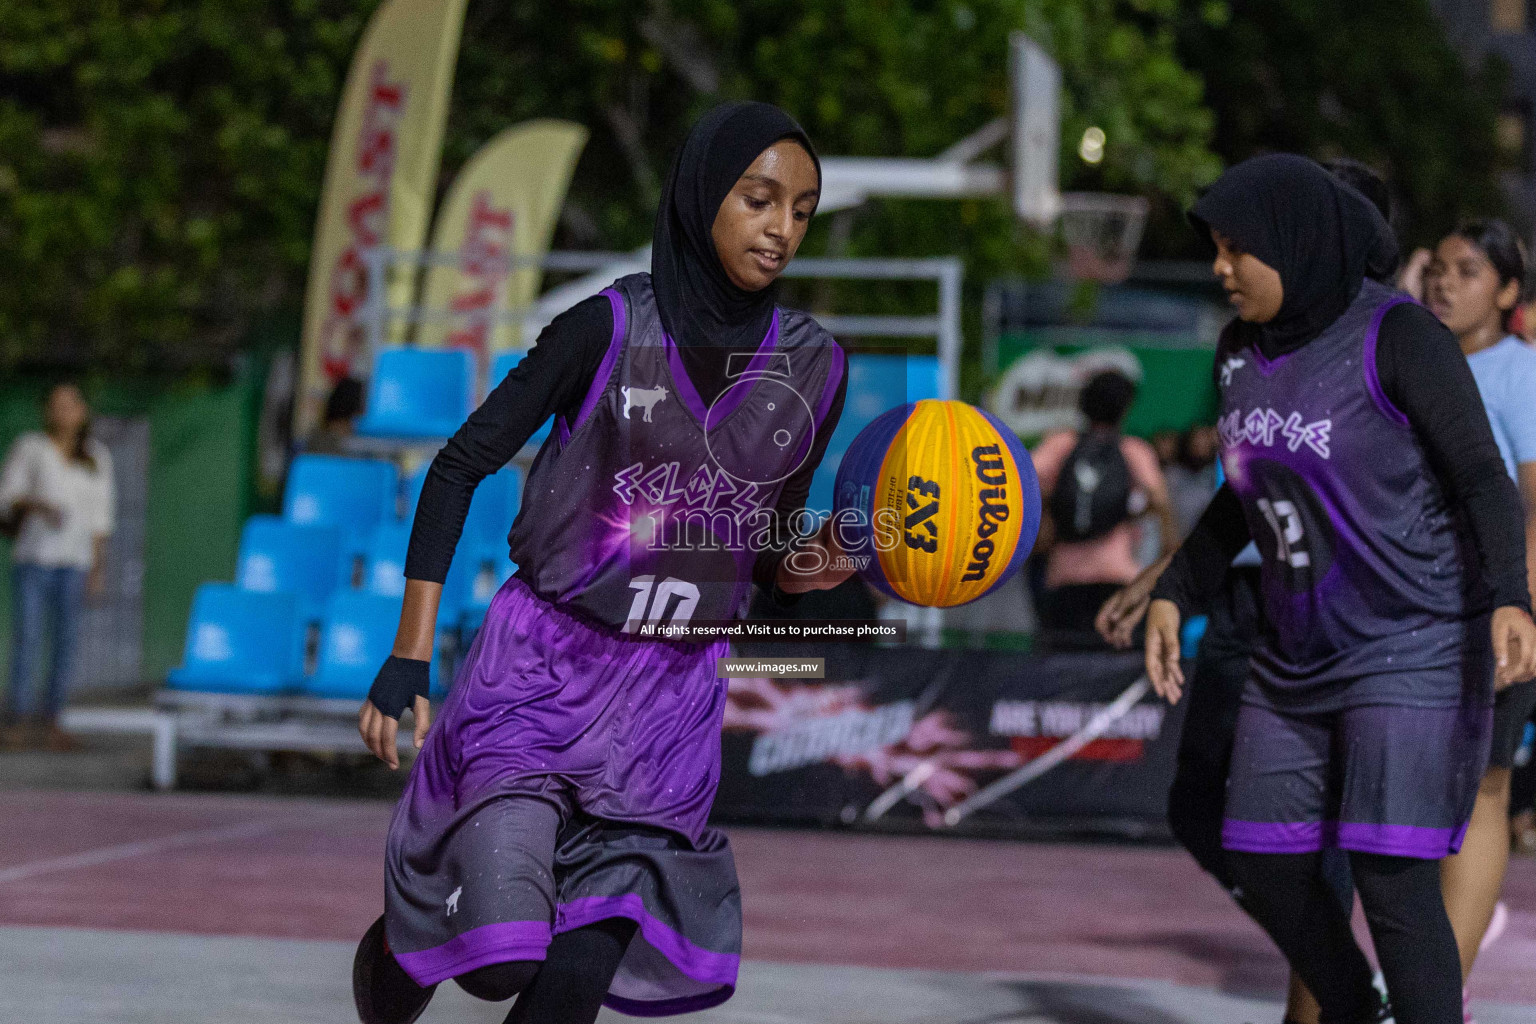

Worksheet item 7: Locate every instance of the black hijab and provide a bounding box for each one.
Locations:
[1189,153,1398,356]
[652,101,820,356]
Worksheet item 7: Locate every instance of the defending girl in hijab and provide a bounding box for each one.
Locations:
[351,101,852,1024]
[1145,154,1536,1024]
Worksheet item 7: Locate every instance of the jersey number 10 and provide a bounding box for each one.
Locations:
[624,575,701,633]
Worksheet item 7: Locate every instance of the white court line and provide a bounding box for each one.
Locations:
[0,820,279,885]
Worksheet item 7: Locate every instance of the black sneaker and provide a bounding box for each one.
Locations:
[1278,990,1392,1024]
[352,914,436,1024]
[1350,991,1394,1024]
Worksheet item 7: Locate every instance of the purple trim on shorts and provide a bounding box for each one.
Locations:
[603,986,737,1017]
[664,311,782,424]
[1337,821,1461,859]
[555,893,739,1008]
[1451,815,1473,854]
[570,288,627,435]
[1362,296,1414,428]
[392,920,551,986]
[1221,818,1331,853]
[1223,818,1464,859]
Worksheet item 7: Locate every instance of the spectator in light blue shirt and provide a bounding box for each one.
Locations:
[1423,218,1536,996]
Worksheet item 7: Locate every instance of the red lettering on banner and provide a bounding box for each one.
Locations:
[1008,737,1147,763]
[449,286,496,313]
[346,191,387,248]
[445,189,516,373]
[319,60,409,382]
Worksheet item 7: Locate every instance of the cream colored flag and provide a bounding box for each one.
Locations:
[417,120,588,379]
[294,0,467,437]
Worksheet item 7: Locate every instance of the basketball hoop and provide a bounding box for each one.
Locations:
[1057,192,1149,284]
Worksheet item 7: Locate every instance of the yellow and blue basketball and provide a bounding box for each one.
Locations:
[833,400,1040,608]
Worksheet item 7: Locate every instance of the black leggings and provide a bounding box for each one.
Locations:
[454,918,637,1024]
[1229,850,1460,1024]
[1168,572,1354,914]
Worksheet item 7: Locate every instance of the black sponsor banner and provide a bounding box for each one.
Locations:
[715,644,1186,837]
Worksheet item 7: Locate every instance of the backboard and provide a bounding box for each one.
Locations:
[1009,32,1062,229]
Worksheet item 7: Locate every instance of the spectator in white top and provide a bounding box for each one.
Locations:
[0,384,115,750]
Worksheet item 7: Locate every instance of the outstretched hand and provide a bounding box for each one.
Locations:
[1095,585,1150,650]
[1095,553,1172,650]
[1492,606,1536,691]
[1144,599,1185,704]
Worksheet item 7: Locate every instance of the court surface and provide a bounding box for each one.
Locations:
[1,788,1532,1023]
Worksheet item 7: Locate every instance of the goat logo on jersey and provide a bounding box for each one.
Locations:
[622,385,669,422]
[1219,356,1246,386]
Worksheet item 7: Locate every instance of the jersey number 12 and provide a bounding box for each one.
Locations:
[1257,498,1310,569]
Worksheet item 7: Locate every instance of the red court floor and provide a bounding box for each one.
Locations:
[0,789,1531,1004]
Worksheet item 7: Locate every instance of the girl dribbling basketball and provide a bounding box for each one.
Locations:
[351,102,853,1024]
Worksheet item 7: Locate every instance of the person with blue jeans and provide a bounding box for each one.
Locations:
[0,384,115,750]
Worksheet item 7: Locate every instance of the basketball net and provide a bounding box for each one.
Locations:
[1057,193,1149,285]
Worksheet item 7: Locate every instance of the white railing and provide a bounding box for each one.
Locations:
[352,247,961,648]
[355,247,962,405]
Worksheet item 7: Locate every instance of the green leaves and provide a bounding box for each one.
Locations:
[1177,0,1507,249]
[0,0,1227,369]
[0,0,361,368]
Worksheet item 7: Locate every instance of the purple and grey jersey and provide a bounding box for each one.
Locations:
[1217,278,1483,709]
[507,273,845,633]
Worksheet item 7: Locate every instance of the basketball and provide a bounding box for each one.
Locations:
[833,399,1041,607]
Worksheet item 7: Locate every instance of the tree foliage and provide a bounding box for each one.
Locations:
[457,0,1221,278]
[1175,0,1510,251]
[0,0,1224,368]
[0,0,366,368]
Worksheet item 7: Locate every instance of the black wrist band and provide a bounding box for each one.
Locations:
[368,655,431,720]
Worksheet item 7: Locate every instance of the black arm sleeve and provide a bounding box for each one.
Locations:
[403,295,612,583]
[1376,303,1531,613]
[750,365,849,605]
[1149,483,1253,617]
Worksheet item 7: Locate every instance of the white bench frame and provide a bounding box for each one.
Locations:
[60,696,417,791]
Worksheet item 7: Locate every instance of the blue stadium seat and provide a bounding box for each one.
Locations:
[454,467,522,627]
[284,455,398,547]
[362,522,412,598]
[235,516,345,620]
[461,558,517,630]
[356,347,476,439]
[167,584,305,694]
[307,590,423,701]
[462,467,521,551]
[489,350,553,446]
[362,521,472,629]
[402,462,520,547]
[400,463,430,522]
